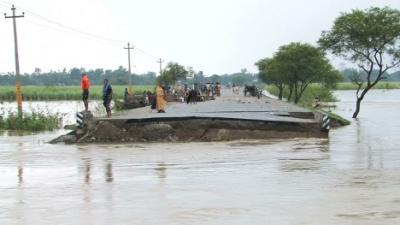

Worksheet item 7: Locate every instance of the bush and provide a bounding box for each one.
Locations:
[0,112,61,131]
[267,84,337,107]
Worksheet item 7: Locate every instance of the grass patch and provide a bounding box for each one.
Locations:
[0,112,61,131]
[266,84,337,107]
[266,84,351,126]
[335,82,400,90]
[0,85,154,101]
[315,109,351,126]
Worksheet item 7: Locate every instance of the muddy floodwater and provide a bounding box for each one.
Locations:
[1,90,400,225]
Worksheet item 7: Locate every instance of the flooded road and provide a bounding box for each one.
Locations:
[1,90,400,225]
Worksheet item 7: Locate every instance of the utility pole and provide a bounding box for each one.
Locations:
[5,5,24,116]
[157,58,164,77]
[124,42,134,94]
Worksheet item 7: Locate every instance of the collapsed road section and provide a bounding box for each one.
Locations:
[51,96,334,144]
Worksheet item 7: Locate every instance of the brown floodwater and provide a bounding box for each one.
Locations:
[1,90,400,225]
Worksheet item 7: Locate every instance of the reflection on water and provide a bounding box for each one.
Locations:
[155,162,167,180]
[18,166,23,185]
[82,158,91,184]
[16,143,24,186]
[105,160,114,183]
[79,158,115,183]
[0,90,400,225]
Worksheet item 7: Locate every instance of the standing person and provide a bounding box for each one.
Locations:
[211,83,216,97]
[216,82,221,96]
[81,73,90,111]
[206,83,210,96]
[147,91,157,112]
[102,79,113,118]
[124,88,129,102]
[156,83,166,113]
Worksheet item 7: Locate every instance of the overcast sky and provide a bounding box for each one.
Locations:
[0,0,399,75]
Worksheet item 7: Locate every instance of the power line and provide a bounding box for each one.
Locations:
[0,1,10,9]
[23,16,162,61]
[21,6,166,61]
[137,47,159,60]
[0,0,193,72]
[0,0,10,7]
[0,0,126,44]
[24,18,122,48]
[23,16,166,65]
[26,11,127,44]
[19,2,164,60]
[25,18,161,62]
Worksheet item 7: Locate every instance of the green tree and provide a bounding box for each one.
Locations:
[157,62,188,85]
[256,58,286,100]
[319,7,400,118]
[258,43,340,104]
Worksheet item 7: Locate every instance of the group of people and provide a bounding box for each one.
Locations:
[123,84,167,114]
[145,82,226,112]
[200,82,221,97]
[80,73,113,118]
[81,73,231,117]
[163,82,225,105]
[81,73,168,116]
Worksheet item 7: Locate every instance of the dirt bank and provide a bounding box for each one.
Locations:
[51,113,327,144]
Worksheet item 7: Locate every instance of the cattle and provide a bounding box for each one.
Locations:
[186,89,199,104]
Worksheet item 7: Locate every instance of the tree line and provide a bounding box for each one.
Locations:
[340,68,400,82]
[2,64,397,88]
[0,66,259,87]
[156,62,259,86]
[0,66,157,86]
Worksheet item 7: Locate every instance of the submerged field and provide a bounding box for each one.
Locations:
[335,82,400,90]
[266,82,400,107]
[266,85,337,107]
[0,85,154,101]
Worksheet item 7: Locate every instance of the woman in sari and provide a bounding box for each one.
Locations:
[156,84,166,113]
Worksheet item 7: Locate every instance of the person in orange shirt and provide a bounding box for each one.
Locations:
[81,73,90,111]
